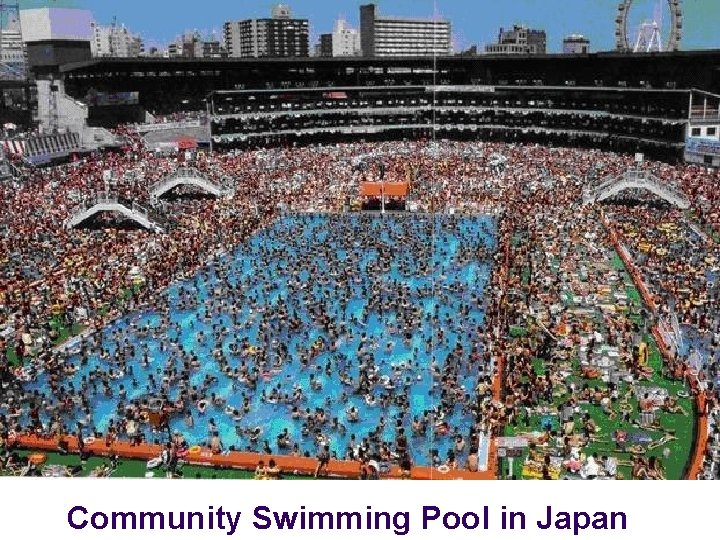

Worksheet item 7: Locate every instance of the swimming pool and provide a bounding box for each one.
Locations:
[25,214,496,466]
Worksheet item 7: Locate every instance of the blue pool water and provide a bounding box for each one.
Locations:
[679,325,720,387]
[26,214,496,465]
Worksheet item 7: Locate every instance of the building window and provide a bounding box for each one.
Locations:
[707,127,717,136]
[691,127,701,137]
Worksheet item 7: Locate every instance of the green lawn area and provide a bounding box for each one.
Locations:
[503,339,694,480]
[625,286,642,306]
[611,254,626,271]
[502,247,695,480]
[4,283,145,366]
[5,317,85,367]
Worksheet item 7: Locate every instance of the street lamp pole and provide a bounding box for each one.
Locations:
[206,97,214,154]
[381,177,385,215]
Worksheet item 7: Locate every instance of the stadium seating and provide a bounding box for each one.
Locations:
[23,133,82,165]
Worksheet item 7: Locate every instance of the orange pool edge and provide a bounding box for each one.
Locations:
[651,327,708,481]
[12,434,496,480]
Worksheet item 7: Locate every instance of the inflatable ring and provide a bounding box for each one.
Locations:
[437,465,450,474]
[29,453,47,465]
[149,398,163,411]
[188,446,201,455]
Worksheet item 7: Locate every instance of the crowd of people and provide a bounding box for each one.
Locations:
[1,130,719,479]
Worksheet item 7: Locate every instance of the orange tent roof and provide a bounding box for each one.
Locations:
[359,182,409,197]
[176,137,198,150]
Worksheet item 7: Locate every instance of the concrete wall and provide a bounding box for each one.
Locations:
[36,78,88,134]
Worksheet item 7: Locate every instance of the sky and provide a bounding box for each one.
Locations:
[11,0,720,53]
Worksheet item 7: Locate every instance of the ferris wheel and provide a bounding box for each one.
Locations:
[615,0,683,52]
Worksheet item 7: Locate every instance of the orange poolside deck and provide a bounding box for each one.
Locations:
[359,182,410,198]
[14,434,497,480]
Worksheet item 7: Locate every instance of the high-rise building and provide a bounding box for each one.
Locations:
[485,25,547,55]
[144,46,162,57]
[315,18,361,58]
[318,33,333,57]
[166,31,226,59]
[202,39,227,59]
[562,34,590,54]
[90,22,143,58]
[0,16,25,76]
[166,42,180,58]
[332,18,361,57]
[224,4,309,58]
[360,3,451,57]
[167,31,202,58]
